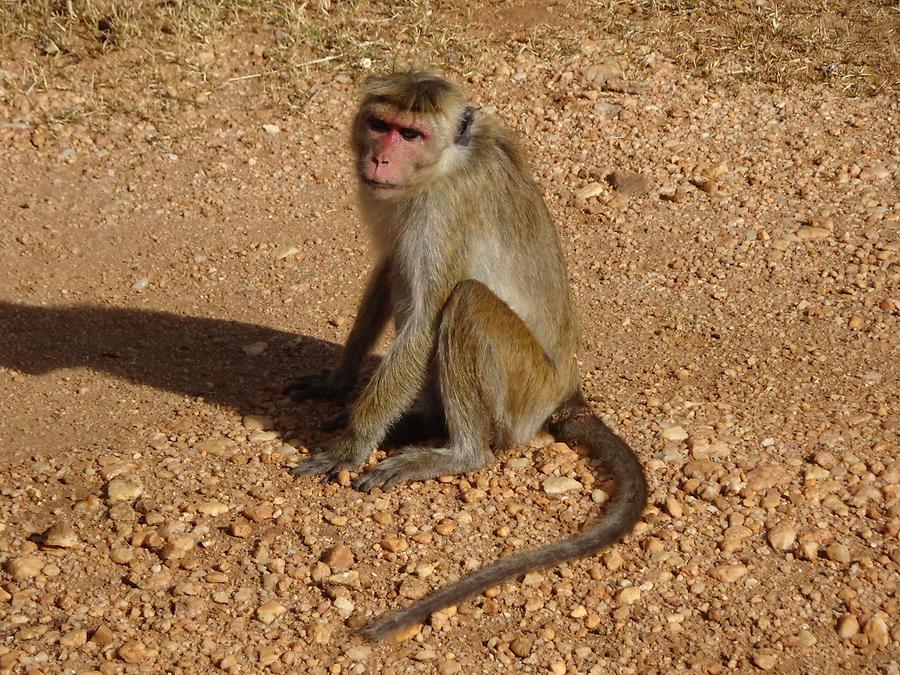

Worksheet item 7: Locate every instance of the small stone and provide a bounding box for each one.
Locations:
[229,518,252,538]
[159,534,195,560]
[848,315,864,330]
[59,628,88,648]
[107,476,143,503]
[346,646,372,662]
[767,520,797,551]
[837,613,859,639]
[864,615,890,648]
[256,600,287,625]
[273,245,299,259]
[576,182,605,201]
[795,629,816,647]
[194,501,229,516]
[542,476,582,494]
[262,123,280,135]
[242,503,274,523]
[826,543,851,563]
[752,652,777,670]
[437,659,462,674]
[309,622,334,644]
[258,645,280,666]
[665,496,683,518]
[606,170,651,196]
[242,341,267,355]
[109,546,134,564]
[322,545,354,571]
[796,225,831,240]
[118,640,153,664]
[4,555,43,580]
[660,425,688,442]
[242,415,274,431]
[193,438,232,455]
[382,537,408,553]
[41,521,78,548]
[712,564,748,582]
[91,625,115,646]
[510,636,534,657]
[399,577,430,600]
[617,586,641,604]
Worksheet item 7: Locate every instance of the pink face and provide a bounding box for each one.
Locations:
[355,109,437,196]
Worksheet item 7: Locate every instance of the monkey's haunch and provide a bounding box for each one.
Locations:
[362,393,647,641]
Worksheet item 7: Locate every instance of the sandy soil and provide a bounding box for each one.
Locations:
[0,2,898,673]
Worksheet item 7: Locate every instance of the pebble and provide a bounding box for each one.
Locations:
[510,636,534,657]
[256,600,287,624]
[837,613,859,639]
[59,628,87,648]
[107,476,143,503]
[606,170,652,197]
[262,123,280,135]
[42,520,78,548]
[242,341,267,355]
[576,182,605,200]
[712,564,748,582]
[322,544,354,571]
[4,555,43,580]
[826,543,851,563]
[542,476,583,494]
[118,640,154,663]
[752,652,777,670]
[617,586,641,604]
[242,503,274,523]
[242,414,274,431]
[192,438,232,455]
[796,225,831,240]
[864,615,890,647]
[661,425,689,441]
[194,501,229,516]
[347,646,372,661]
[766,520,797,551]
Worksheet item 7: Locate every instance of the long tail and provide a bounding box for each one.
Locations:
[362,391,648,641]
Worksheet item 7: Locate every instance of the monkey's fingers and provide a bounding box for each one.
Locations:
[290,452,353,480]
[284,372,341,401]
[353,455,414,492]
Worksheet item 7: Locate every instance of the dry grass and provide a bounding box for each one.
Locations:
[0,0,896,120]
[603,0,900,94]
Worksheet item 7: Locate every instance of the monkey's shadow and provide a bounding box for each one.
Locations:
[0,301,366,451]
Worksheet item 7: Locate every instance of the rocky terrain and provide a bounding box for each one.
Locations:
[0,1,897,673]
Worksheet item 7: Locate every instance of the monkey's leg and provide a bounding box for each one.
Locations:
[354,280,561,492]
[286,261,392,402]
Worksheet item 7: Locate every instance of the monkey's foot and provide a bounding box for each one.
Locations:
[353,447,486,492]
[284,371,350,402]
[290,452,358,481]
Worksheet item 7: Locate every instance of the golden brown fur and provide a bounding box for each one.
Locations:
[288,72,648,640]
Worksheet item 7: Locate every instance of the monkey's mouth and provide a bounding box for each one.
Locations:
[361,176,401,190]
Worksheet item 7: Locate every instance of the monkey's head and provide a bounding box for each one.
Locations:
[352,72,475,200]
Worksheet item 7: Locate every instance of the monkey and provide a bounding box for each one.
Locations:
[287,71,647,641]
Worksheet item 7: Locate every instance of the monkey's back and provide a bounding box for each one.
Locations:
[458,116,578,383]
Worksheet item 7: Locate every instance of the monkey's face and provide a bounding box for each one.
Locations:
[353,106,450,199]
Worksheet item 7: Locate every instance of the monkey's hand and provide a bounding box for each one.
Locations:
[284,370,354,403]
[290,431,373,480]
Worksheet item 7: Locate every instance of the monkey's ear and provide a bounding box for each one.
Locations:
[455,107,476,146]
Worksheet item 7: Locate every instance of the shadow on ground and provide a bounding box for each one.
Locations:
[0,301,360,443]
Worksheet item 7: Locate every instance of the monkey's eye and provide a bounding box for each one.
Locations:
[399,128,421,141]
[368,117,390,132]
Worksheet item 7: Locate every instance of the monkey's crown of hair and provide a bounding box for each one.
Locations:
[362,71,465,115]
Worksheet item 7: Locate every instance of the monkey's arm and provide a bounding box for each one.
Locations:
[286,261,392,402]
[291,311,439,478]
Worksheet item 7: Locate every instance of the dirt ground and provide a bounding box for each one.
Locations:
[0,1,898,673]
